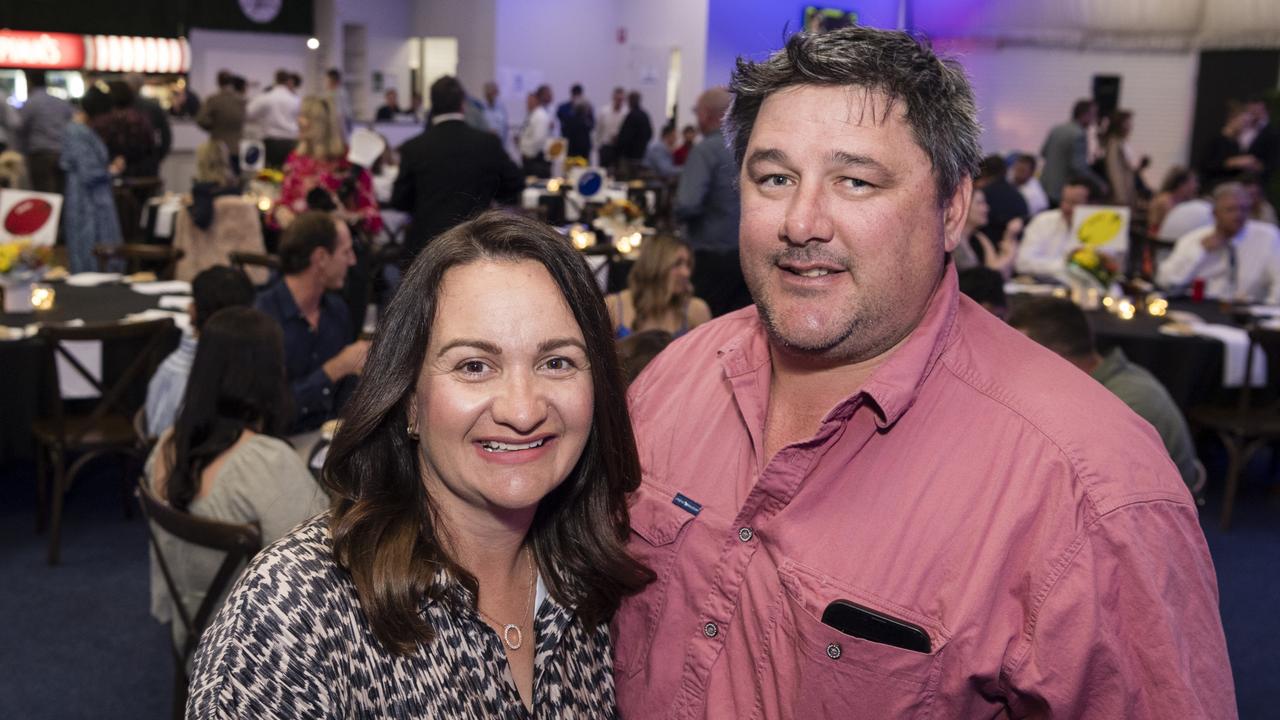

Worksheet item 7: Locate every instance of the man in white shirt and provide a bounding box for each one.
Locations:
[247,70,302,168]
[596,86,627,169]
[517,84,554,178]
[1157,182,1280,303]
[1010,153,1049,215]
[481,81,510,155]
[1014,177,1093,280]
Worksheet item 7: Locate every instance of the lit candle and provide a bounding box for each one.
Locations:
[30,284,54,311]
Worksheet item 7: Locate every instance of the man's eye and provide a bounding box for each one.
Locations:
[762,175,791,187]
[840,177,872,189]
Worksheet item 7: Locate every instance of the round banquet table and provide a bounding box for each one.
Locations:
[0,282,181,462]
[1009,295,1238,411]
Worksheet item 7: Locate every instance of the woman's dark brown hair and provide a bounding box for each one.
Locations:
[323,209,653,653]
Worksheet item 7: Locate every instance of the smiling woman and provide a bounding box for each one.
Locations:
[185,210,653,718]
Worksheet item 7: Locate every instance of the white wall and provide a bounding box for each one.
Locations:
[620,0,709,130]
[187,28,311,98]
[938,41,1199,186]
[330,0,414,120]
[493,0,622,135]
[413,0,497,102]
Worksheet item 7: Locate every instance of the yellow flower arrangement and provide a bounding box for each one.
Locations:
[598,198,643,221]
[0,238,54,276]
[565,156,589,169]
[1068,246,1118,287]
[255,168,285,185]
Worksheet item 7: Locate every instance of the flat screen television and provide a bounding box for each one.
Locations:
[803,6,858,33]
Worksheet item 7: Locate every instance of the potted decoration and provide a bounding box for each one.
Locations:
[0,238,55,314]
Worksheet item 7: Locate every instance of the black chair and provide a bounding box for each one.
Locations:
[137,480,261,719]
[94,243,186,279]
[34,318,176,564]
[1189,327,1280,529]
[227,251,281,289]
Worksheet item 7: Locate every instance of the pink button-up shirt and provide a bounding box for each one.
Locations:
[615,268,1235,719]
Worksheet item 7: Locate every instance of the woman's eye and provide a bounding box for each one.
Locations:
[458,360,491,376]
[543,356,578,373]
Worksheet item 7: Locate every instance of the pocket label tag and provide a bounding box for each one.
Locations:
[672,493,702,516]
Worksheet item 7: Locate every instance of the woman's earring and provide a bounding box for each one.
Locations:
[407,422,419,440]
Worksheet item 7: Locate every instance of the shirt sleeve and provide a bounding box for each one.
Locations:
[231,440,329,544]
[292,364,337,426]
[674,143,712,221]
[1155,232,1211,291]
[186,554,342,718]
[1003,499,1236,719]
[1014,214,1069,278]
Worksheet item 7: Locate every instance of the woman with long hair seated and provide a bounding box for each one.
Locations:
[606,234,711,339]
[187,211,653,716]
[147,307,328,650]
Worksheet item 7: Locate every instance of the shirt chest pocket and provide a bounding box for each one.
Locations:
[613,481,698,679]
[754,560,950,720]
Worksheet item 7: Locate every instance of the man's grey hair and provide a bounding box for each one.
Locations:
[1212,181,1246,204]
[725,27,982,204]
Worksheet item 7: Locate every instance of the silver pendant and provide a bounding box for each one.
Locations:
[502,624,523,650]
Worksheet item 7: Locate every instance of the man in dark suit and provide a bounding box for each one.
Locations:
[391,76,524,262]
[615,91,653,178]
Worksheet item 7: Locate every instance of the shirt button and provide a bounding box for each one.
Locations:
[703,622,719,638]
[737,527,754,543]
[826,642,842,660]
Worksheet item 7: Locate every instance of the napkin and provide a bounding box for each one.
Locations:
[124,308,191,332]
[158,295,193,311]
[129,280,193,296]
[1186,323,1267,387]
[64,272,122,287]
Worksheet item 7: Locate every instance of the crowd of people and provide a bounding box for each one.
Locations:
[2,22,1268,718]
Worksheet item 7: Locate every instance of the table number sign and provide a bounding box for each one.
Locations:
[0,190,63,247]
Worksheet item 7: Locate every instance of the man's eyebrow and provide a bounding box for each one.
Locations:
[537,337,588,354]
[436,338,502,356]
[830,150,889,174]
[745,148,789,168]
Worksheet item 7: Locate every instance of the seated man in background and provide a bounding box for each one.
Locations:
[1014,175,1095,280]
[1009,297,1199,491]
[644,124,681,180]
[1157,181,1280,304]
[975,154,1028,243]
[1009,152,1049,215]
[255,211,369,433]
[145,266,255,438]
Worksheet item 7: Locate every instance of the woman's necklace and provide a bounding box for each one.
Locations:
[476,547,535,651]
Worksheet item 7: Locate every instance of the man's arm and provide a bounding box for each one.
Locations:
[1014,214,1070,278]
[1003,500,1235,718]
[1155,231,1213,291]
[389,145,415,212]
[1070,131,1108,193]
[674,143,713,221]
[492,139,524,204]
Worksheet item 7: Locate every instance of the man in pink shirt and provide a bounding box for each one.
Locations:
[614,27,1235,719]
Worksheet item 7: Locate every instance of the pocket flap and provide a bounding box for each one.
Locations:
[628,483,697,546]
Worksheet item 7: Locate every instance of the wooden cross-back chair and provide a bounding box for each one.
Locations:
[34,317,176,564]
[136,480,261,719]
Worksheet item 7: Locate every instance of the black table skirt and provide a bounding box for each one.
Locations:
[1,282,180,462]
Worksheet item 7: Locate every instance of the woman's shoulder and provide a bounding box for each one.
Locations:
[222,514,348,615]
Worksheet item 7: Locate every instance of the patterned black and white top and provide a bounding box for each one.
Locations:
[186,515,618,719]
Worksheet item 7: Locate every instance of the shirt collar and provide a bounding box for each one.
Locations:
[716,263,960,429]
[1090,347,1129,385]
[432,112,465,125]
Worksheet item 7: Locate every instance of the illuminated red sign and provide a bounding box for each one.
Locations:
[0,30,85,69]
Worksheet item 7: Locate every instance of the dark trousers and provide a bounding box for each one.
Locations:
[693,248,752,318]
[264,137,298,169]
[27,150,64,194]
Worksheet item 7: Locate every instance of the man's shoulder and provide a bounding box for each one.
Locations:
[946,301,1189,509]
[1245,219,1280,243]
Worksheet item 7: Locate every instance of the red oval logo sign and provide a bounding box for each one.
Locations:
[4,198,54,236]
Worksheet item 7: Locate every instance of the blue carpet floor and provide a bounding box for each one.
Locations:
[1,449,1277,719]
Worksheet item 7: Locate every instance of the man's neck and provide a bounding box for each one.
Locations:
[284,273,323,319]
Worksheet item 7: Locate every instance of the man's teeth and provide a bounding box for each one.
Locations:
[481,439,547,452]
[796,268,831,277]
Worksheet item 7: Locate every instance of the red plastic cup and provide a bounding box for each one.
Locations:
[1191,278,1205,303]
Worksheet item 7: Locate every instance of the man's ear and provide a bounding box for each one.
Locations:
[942,175,974,253]
[310,245,329,269]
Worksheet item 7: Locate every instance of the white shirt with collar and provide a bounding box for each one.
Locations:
[1157,220,1280,304]
[1015,208,1079,280]
[1015,177,1050,216]
[597,103,626,147]
[1156,199,1213,241]
[518,105,553,159]
[246,85,301,139]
